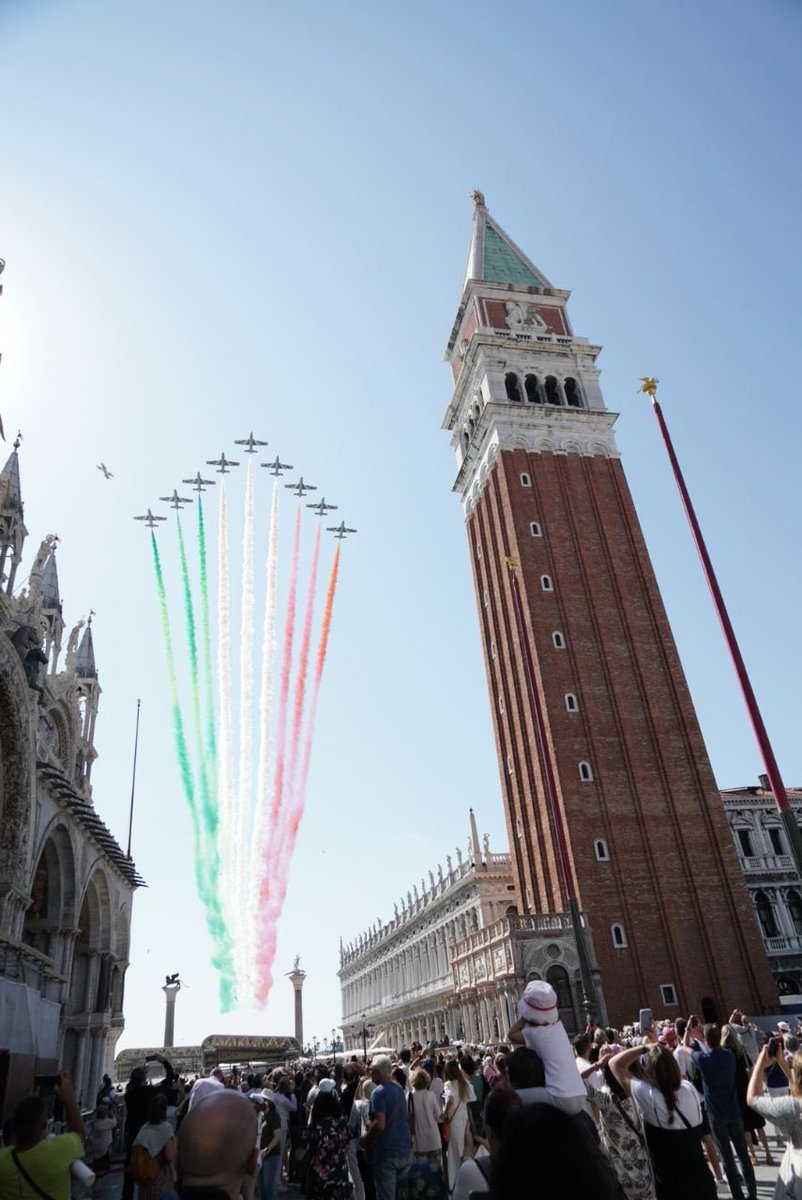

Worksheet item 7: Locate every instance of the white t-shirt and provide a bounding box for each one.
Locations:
[521,1022,587,1099]
[453,1154,490,1200]
[187,1077,224,1110]
[673,1045,695,1081]
[630,1078,702,1129]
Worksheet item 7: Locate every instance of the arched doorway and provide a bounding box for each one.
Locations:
[546,965,576,1030]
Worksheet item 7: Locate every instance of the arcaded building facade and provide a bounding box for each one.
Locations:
[441,195,777,1025]
[0,441,141,1117]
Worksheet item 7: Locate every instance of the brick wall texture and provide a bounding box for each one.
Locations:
[468,447,778,1025]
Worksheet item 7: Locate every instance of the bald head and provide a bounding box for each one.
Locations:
[178,1090,258,1198]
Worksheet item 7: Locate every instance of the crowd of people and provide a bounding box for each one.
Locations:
[5,982,802,1200]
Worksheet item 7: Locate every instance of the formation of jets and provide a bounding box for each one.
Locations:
[134,433,356,538]
[285,476,316,497]
[262,456,293,476]
[234,432,268,454]
[308,497,337,517]
[183,472,215,492]
[206,451,239,474]
[160,490,193,510]
[134,509,167,529]
[327,521,357,540]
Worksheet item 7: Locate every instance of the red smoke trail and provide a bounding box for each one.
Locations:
[285,520,322,819]
[257,544,341,1002]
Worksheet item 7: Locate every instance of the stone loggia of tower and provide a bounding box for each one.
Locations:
[442,192,778,1025]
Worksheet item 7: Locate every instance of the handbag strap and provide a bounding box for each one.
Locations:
[611,1094,642,1139]
[12,1151,61,1200]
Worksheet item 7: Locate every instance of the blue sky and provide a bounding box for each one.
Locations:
[1,0,801,1056]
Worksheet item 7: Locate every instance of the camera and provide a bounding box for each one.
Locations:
[34,1073,60,1097]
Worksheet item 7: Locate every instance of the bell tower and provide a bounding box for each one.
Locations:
[443,193,777,1023]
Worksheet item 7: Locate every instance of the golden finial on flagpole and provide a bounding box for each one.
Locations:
[638,376,659,397]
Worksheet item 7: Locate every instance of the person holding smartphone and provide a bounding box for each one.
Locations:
[747,1039,802,1194]
[0,1071,84,1200]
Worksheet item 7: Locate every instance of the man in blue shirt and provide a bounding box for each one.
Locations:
[690,1023,756,1200]
[364,1056,410,1200]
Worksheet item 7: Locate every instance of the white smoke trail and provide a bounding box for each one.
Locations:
[234,460,255,986]
[216,482,235,945]
[246,482,279,1002]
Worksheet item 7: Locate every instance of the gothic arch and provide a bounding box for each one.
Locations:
[23,823,77,958]
[0,635,36,929]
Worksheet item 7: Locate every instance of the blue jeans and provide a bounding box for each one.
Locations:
[710,1115,756,1200]
[260,1153,280,1200]
[372,1155,410,1200]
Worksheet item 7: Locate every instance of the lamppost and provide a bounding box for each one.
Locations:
[331,1027,338,1063]
[358,1014,374,1062]
[312,1036,320,1061]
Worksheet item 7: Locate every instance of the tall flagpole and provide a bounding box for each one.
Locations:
[640,376,802,883]
[505,557,601,1023]
[126,699,142,858]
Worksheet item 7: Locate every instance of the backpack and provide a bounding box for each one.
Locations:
[130,1144,160,1185]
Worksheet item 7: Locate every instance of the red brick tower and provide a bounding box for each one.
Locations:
[444,192,777,1025]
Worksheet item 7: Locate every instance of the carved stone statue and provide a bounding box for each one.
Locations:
[456,846,463,865]
[406,890,412,909]
[437,863,444,883]
[65,619,85,671]
[10,625,48,695]
[27,535,56,597]
[292,954,301,972]
[428,870,435,891]
[413,883,419,901]
[446,855,452,873]
[393,902,399,920]
[483,833,490,858]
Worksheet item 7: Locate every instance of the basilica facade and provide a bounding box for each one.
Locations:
[0,440,142,1118]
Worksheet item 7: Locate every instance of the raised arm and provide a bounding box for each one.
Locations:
[508,1017,525,1046]
[55,1071,85,1144]
[608,1046,643,1098]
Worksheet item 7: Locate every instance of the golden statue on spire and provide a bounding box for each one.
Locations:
[638,376,659,397]
[469,189,486,208]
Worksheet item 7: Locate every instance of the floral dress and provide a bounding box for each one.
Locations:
[308,1116,353,1200]
[587,1084,656,1200]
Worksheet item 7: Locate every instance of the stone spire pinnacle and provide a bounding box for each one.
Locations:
[75,621,97,679]
[462,193,552,293]
[0,436,27,592]
[469,807,482,864]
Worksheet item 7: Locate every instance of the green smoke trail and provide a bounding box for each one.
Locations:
[152,531,235,1010]
[178,516,216,837]
[198,496,217,768]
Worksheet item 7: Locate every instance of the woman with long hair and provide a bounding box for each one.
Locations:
[610,1039,716,1199]
[409,1069,443,1162]
[131,1094,177,1200]
[308,1089,352,1200]
[720,1024,773,1166]
[747,1040,802,1197]
[442,1060,471,1192]
[580,1056,656,1200]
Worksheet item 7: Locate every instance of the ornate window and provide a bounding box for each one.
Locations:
[769,827,786,856]
[788,890,802,936]
[579,760,593,782]
[565,693,578,712]
[524,374,543,404]
[611,923,627,948]
[505,373,523,403]
[564,377,583,408]
[545,375,562,405]
[736,828,754,858]
[755,890,779,938]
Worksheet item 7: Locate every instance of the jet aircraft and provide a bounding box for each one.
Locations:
[206,452,240,474]
[97,463,114,479]
[234,432,268,454]
[308,497,337,516]
[183,472,216,492]
[160,490,193,510]
[285,477,317,497]
[134,509,167,529]
[327,521,357,539]
[262,456,293,476]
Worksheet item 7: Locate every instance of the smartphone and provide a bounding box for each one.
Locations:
[638,1008,652,1036]
[768,1036,781,1059]
[34,1073,60,1097]
[145,1055,157,1063]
